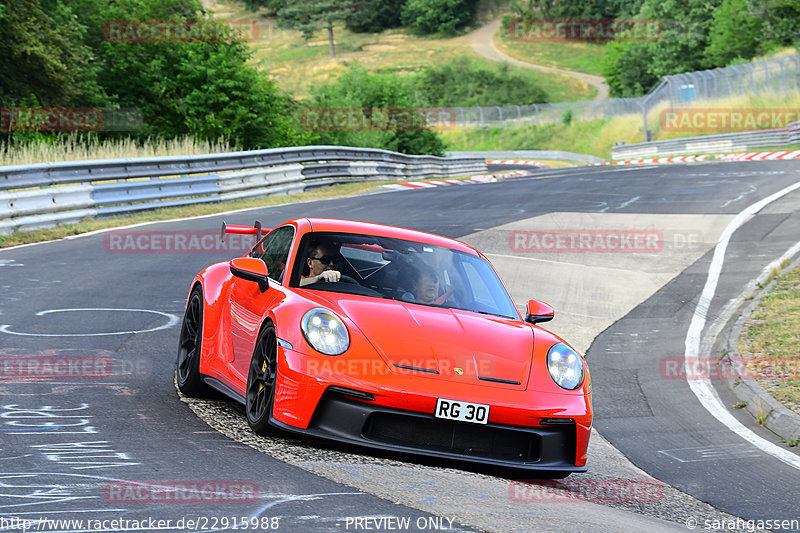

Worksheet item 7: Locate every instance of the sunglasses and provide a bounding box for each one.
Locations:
[311,255,338,265]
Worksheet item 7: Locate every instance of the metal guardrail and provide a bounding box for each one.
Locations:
[611,124,800,160]
[448,150,604,164]
[0,146,486,234]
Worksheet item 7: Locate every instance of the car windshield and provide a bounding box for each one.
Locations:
[293,232,519,320]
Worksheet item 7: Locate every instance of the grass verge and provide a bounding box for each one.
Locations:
[738,266,800,416]
[493,21,607,76]
[444,90,800,158]
[443,116,641,159]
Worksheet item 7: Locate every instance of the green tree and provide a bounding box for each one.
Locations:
[705,0,762,66]
[509,0,646,18]
[305,64,446,155]
[756,0,800,51]
[277,0,356,57]
[2,0,308,150]
[601,0,723,96]
[0,0,108,106]
[102,39,305,148]
[602,40,658,96]
[401,0,479,35]
[346,0,406,33]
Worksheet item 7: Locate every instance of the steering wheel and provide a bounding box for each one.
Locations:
[434,289,454,306]
[340,274,359,285]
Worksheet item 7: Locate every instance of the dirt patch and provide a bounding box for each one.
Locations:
[363,44,398,51]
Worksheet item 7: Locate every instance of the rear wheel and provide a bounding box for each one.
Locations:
[246,323,278,435]
[176,286,209,396]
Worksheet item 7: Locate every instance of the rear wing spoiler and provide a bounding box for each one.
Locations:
[220,220,269,244]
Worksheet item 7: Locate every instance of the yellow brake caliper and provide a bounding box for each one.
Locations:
[259,360,267,391]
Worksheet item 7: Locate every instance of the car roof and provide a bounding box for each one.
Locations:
[299,218,478,256]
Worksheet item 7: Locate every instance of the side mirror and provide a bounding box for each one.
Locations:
[525,299,554,324]
[230,258,269,292]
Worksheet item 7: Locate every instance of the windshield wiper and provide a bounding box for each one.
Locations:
[472,310,516,319]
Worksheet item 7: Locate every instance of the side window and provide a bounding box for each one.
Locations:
[257,226,294,283]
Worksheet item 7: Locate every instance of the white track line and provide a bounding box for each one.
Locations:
[684,180,800,470]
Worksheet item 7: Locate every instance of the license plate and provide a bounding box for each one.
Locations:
[434,398,490,424]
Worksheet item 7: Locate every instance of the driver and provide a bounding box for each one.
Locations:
[300,241,342,286]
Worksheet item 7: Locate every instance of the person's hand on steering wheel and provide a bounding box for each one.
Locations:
[317,270,341,283]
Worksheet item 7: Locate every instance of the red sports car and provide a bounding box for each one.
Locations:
[177,218,592,475]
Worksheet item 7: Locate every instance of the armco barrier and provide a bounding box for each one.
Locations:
[448,150,604,164]
[611,124,800,160]
[0,146,486,234]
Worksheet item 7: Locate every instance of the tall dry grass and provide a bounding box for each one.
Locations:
[0,134,235,167]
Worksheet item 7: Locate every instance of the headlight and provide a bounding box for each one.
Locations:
[547,343,584,390]
[301,308,350,355]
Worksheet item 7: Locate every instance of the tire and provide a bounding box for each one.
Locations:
[246,323,278,435]
[176,286,209,396]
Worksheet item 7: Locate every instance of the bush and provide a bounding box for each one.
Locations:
[413,57,548,106]
[304,64,446,155]
[401,0,479,35]
[602,41,659,97]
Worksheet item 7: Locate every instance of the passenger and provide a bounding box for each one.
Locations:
[411,264,440,304]
[300,241,342,286]
[401,264,447,305]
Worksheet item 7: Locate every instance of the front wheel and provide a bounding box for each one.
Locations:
[246,323,278,435]
[176,286,209,396]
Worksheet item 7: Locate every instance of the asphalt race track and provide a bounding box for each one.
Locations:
[1,160,799,533]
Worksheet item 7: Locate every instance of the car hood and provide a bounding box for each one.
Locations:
[311,293,534,389]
